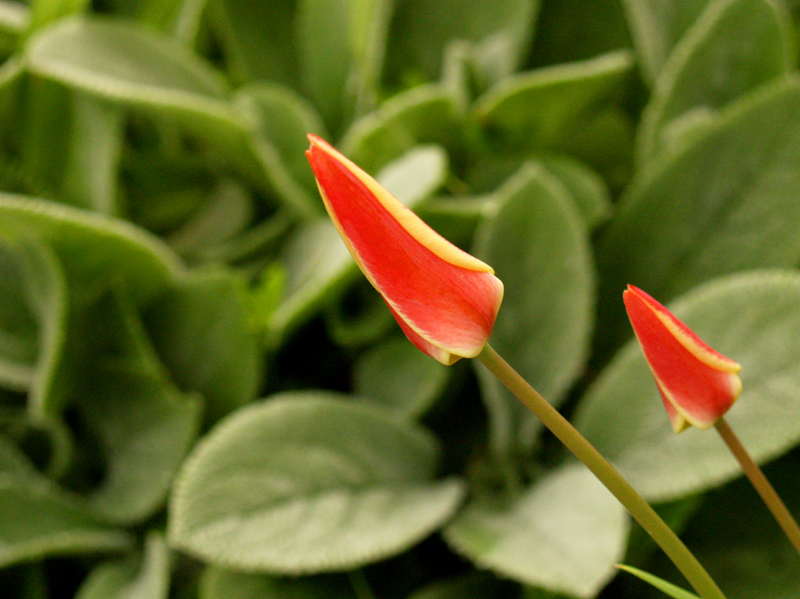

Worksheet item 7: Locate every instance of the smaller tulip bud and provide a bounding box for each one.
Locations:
[623,285,742,433]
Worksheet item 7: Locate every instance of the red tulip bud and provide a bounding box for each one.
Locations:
[306,135,503,365]
[623,285,742,433]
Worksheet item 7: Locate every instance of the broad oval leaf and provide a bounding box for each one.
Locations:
[443,464,629,598]
[168,392,465,573]
[576,270,800,501]
[77,287,203,524]
[212,0,298,87]
[235,83,327,197]
[637,0,795,163]
[475,49,633,150]
[0,193,181,306]
[0,478,132,567]
[0,194,185,420]
[597,76,800,354]
[386,0,540,85]
[0,232,68,420]
[26,16,230,105]
[296,0,393,130]
[474,163,594,453]
[60,92,126,215]
[25,16,317,216]
[340,85,462,175]
[538,154,612,229]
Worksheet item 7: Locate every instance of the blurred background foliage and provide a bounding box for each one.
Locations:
[1,0,800,597]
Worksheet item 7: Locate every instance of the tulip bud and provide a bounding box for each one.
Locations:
[306,135,504,365]
[623,285,742,433]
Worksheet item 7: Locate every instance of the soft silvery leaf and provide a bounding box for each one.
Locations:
[444,464,628,598]
[168,393,465,573]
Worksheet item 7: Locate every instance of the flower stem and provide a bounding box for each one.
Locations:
[714,417,800,556]
[477,343,726,599]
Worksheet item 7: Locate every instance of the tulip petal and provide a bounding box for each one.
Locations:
[655,382,691,434]
[623,285,742,431]
[306,135,503,365]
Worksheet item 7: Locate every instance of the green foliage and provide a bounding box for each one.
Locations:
[444,464,629,598]
[168,393,465,572]
[474,162,595,453]
[1,1,799,598]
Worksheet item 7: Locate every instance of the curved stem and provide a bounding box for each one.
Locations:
[477,343,726,599]
[715,417,800,556]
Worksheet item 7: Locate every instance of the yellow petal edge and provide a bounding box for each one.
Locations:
[650,303,741,374]
[309,135,494,274]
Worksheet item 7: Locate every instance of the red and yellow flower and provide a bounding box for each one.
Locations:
[306,135,503,365]
[623,285,742,433]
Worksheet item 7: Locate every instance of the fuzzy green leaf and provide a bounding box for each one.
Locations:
[235,83,327,197]
[296,0,393,131]
[0,194,182,418]
[475,49,633,150]
[637,0,795,163]
[386,0,540,85]
[211,0,297,86]
[353,337,451,418]
[25,16,317,216]
[168,393,465,573]
[60,93,125,215]
[597,76,800,353]
[0,232,68,420]
[474,163,594,453]
[620,0,710,83]
[76,287,203,524]
[341,85,462,174]
[538,154,612,229]
[0,193,181,305]
[444,464,628,598]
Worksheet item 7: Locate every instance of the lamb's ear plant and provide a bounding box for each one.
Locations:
[3,1,800,598]
[306,134,726,599]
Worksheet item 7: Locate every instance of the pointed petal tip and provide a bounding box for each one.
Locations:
[624,284,741,372]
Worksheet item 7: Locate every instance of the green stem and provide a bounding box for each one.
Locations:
[477,343,726,599]
[714,417,800,556]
